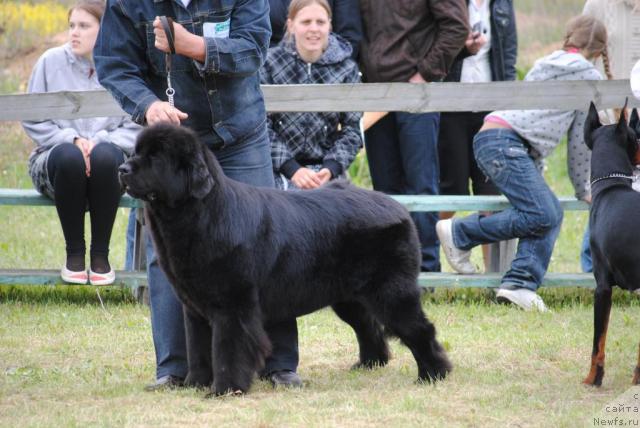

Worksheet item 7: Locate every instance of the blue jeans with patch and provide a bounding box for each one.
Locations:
[451,129,563,291]
[364,112,441,272]
[147,125,298,380]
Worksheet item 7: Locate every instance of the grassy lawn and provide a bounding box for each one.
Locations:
[1,299,639,427]
[3,1,639,427]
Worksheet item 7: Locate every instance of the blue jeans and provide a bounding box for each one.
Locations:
[452,129,563,291]
[124,208,136,271]
[364,112,441,272]
[147,125,299,380]
[580,226,593,273]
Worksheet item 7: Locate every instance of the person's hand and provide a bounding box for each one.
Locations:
[291,167,323,189]
[153,17,205,62]
[408,72,427,84]
[583,194,592,204]
[145,101,189,125]
[465,32,487,55]
[74,137,94,177]
[316,168,332,185]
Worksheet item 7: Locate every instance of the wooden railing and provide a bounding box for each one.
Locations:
[2,80,636,293]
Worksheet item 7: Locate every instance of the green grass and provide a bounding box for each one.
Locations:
[1,301,639,427]
[0,5,633,426]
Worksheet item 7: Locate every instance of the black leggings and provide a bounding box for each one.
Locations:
[47,143,124,269]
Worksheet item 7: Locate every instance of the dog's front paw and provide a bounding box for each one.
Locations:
[208,385,246,398]
[583,364,605,387]
[632,366,640,385]
[184,371,212,389]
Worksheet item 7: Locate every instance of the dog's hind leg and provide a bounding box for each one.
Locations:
[183,306,213,388]
[331,301,389,369]
[632,343,640,385]
[366,284,452,383]
[210,308,271,396]
[583,286,612,386]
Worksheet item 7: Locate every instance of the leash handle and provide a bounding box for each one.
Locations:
[158,16,176,107]
[159,16,176,55]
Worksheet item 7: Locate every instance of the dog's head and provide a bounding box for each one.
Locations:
[584,101,640,181]
[119,123,215,207]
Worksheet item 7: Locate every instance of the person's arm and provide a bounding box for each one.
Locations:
[91,117,141,156]
[417,0,469,82]
[567,109,592,201]
[500,1,518,81]
[193,0,271,77]
[331,0,363,60]
[22,54,79,146]
[94,0,161,125]
[323,61,363,178]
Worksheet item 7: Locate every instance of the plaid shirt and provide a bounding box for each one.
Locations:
[261,34,362,179]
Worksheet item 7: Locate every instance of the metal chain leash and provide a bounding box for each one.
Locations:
[159,16,176,107]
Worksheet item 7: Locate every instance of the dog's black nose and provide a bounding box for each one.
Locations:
[118,163,132,175]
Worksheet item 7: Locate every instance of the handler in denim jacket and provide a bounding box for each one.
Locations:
[95,0,301,390]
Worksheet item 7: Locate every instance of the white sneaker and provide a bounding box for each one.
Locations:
[436,219,477,274]
[496,287,548,312]
[61,266,88,285]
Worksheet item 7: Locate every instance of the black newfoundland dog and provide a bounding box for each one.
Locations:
[119,123,451,396]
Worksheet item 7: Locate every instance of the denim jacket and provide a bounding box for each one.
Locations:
[94,0,271,149]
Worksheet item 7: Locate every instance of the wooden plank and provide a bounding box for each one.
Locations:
[1,80,636,121]
[0,189,141,208]
[0,270,593,289]
[0,269,147,288]
[0,189,587,212]
[390,195,589,212]
[417,272,596,288]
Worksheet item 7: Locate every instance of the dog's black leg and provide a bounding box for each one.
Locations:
[332,301,389,369]
[583,286,612,386]
[632,343,640,385]
[367,286,452,383]
[182,305,213,388]
[210,308,271,396]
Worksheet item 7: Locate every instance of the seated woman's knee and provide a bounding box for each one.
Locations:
[90,142,123,169]
[49,143,85,171]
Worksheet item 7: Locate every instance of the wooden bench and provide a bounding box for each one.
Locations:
[0,189,596,292]
[6,80,626,294]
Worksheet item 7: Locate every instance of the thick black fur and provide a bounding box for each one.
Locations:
[119,123,452,396]
[582,102,640,387]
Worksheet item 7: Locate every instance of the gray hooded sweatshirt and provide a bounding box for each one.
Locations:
[491,50,602,199]
[22,43,140,198]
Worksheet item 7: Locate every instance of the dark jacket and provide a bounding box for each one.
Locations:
[359,0,469,83]
[261,34,362,179]
[444,0,518,83]
[268,0,363,60]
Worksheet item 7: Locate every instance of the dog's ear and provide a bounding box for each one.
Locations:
[188,146,215,199]
[584,101,601,150]
[630,108,640,136]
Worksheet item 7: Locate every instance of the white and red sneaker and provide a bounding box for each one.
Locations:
[89,269,115,286]
[61,266,88,285]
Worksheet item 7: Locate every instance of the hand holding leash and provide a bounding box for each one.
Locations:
[148,16,188,124]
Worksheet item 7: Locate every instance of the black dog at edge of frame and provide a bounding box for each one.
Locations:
[583,101,640,387]
[118,123,452,396]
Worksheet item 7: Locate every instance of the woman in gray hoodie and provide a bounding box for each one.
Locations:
[22,0,139,286]
[436,15,609,312]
